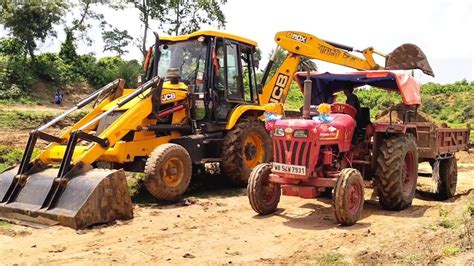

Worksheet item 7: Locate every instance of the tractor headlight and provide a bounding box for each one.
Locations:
[293,129,308,138]
[274,128,284,137]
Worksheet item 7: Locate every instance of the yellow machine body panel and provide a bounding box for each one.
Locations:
[160,30,257,47]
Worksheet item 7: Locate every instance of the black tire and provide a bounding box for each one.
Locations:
[375,134,418,211]
[435,157,457,200]
[144,143,192,201]
[221,118,271,185]
[333,168,364,226]
[247,163,280,215]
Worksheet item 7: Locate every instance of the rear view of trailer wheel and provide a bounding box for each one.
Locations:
[433,157,458,200]
[375,134,418,211]
[144,144,192,202]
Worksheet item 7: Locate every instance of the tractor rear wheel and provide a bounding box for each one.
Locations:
[247,163,281,215]
[144,144,192,202]
[435,157,457,200]
[375,134,418,210]
[222,118,271,185]
[333,168,364,226]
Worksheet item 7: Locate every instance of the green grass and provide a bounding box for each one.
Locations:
[465,201,474,216]
[313,252,346,264]
[0,110,87,130]
[0,145,42,172]
[401,254,422,264]
[438,206,457,229]
[442,245,460,256]
[0,220,11,228]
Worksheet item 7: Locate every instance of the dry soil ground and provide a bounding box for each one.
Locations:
[0,160,473,265]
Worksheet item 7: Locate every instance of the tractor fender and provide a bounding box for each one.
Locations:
[373,123,418,139]
[225,105,266,130]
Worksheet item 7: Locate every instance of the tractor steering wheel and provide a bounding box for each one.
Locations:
[331,102,357,119]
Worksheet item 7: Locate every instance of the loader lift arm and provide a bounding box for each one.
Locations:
[258,31,434,106]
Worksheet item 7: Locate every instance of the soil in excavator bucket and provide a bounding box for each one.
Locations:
[0,167,133,229]
[386,43,435,77]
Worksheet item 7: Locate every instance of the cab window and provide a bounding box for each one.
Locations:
[224,41,244,101]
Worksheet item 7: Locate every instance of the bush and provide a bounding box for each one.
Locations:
[117,60,141,88]
[34,53,80,84]
[0,54,36,99]
[0,37,26,56]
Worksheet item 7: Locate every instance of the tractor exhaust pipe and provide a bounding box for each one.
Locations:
[302,68,312,119]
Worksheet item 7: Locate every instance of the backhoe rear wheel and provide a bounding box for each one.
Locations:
[221,118,271,186]
[375,134,418,211]
[144,144,192,202]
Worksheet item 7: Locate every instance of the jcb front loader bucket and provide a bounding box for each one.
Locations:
[386,43,435,77]
[0,167,133,229]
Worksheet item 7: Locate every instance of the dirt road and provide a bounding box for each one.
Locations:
[1,161,473,264]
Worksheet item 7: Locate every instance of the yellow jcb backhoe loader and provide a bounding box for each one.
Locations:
[0,30,433,229]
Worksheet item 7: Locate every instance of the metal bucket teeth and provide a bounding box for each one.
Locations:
[0,168,133,229]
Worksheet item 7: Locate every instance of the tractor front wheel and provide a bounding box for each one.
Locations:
[144,144,192,202]
[333,168,364,226]
[247,163,281,215]
[222,118,271,185]
[375,134,418,210]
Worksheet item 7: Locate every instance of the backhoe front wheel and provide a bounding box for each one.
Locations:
[144,144,192,202]
[221,118,271,185]
[375,134,418,211]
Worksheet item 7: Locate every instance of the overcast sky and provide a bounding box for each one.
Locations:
[21,0,474,84]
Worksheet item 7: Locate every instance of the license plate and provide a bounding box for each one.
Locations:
[272,162,306,176]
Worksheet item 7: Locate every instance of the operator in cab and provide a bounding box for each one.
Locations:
[343,86,360,115]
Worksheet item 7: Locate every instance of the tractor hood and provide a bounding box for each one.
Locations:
[274,113,355,142]
[295,71,421,106]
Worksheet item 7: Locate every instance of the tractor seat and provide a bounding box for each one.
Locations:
[354,107,371,143]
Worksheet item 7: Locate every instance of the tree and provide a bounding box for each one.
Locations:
[60,0,105,63]
[102,28,134,56]
[0,1,68,61]
[127,0,227,58]
[163,0,227,36]
[130,0,166,57]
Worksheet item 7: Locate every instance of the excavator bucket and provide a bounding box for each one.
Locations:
[0,167,133,229]
[386,43,435,77]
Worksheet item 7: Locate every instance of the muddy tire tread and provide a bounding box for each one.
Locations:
[333,168,364,226]
[247,163,280,215]
[144,143,192,202]
[375,134,418,211]
[221,118,271,185]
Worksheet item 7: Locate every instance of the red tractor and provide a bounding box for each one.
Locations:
[247,71,470,225]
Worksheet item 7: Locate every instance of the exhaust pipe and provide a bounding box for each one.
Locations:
[302,68,312,119]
